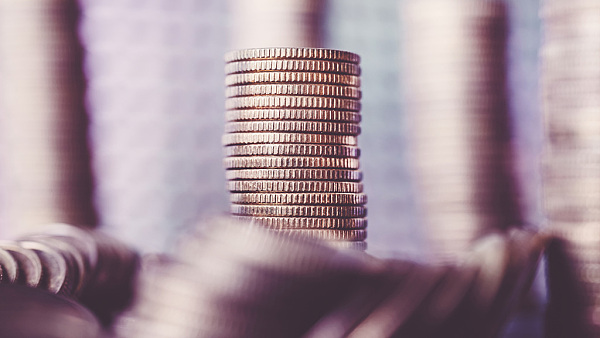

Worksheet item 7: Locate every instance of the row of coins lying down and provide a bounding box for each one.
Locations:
[222,47,367,249]
[0,224,138,325]
[115,217,547,337]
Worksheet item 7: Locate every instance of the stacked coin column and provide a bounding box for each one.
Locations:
[401,0,520,261]
[0,0,96,237]
[223,48,367,249]
[541,1,600,336]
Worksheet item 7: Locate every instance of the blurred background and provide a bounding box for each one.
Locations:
[0,0,544,336]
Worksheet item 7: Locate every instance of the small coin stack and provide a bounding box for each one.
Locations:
[223,47,367,249]
[540,1,600,335]
[401,0,520,261]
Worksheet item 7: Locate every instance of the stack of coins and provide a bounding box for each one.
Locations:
[0,0,96,237]
[540,1,600,335]
[223,47,367,249]
[401,0,520,261]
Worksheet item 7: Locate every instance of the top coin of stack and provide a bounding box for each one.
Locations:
[223,47,367,249]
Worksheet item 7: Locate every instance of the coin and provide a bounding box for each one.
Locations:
[0,241,43,288]
[227,180,363,193]
[222,132,358,146]
[270,229,367,242]
[225,71,361,87]
[231,204,367,218]
[225,59,361,76]
[224,47,360,64]
[225,109,361,123]
[225,144,360,158]
[225,168,362,181]
[230,193,367,205]
[23,235,87,295]
[226,83,361,99]
[39,223,99,270]
[0,248,18,283]
[224,156,360,170]
[224,121,360,135]
[234,216,367,229]
[19,240,69,295]
[225,95,361,111]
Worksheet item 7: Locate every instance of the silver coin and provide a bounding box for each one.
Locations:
[225,109,362,123]
[225,144,360,158]
[19,241,69,295]
[225,168,362,181]
[0,241,43,288]
[0,248,18,283]
[224,47,360,64]
[23,235,87,295]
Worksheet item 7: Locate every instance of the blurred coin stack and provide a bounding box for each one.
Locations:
[223,47,367,249]
[0,0,96,237]
[540,1,600,336]
[401,0,520,261]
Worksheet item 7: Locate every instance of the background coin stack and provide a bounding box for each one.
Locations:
[401,0,521,261]
[0,0,96,237]
[540,1,600,336]
[223,47,367,249]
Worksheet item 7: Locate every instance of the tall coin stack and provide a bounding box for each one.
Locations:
[541,1,600,336]
[223,47,367,249]
[401,0,520,261]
